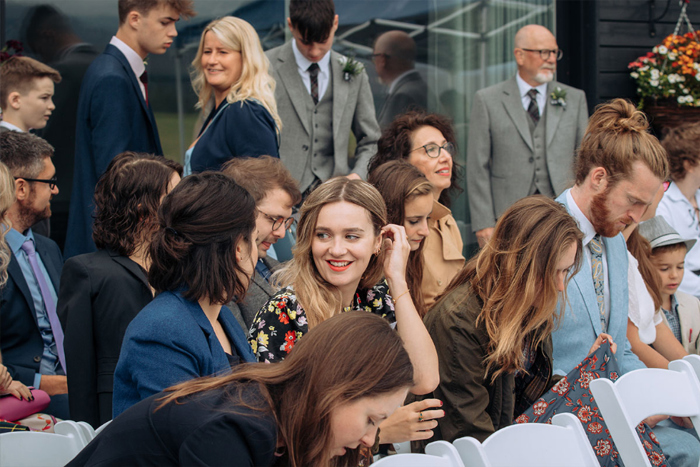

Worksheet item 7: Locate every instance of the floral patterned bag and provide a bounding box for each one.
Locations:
[515,342,666,466]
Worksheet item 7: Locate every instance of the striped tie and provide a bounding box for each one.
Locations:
[308,63,320,105]
[589,234,607,332]
[527,88,540,124]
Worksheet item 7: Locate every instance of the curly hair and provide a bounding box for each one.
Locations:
[367,110,463,207]
[661,121,700,182]
[92,152,182,256]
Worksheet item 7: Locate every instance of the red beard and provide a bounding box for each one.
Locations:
[589,187,634,238]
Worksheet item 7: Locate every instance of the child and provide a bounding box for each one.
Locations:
[0,56,61,133]
[640,215,700,354]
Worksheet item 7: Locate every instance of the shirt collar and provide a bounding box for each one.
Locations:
[292,39,331,75]
[430,199,451,223]
[6,227,34,256]
[388,69,418,95]
[110,36,146,80]
[663,181,691,204]
[0,121,24,132]
[565,188,597,246]
[516,72,547,99]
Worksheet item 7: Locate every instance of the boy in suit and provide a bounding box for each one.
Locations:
[266,0,381,199]
[65,0,194,258]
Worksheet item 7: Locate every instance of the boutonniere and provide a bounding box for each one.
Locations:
[550,86,567,108]
[338,55,363,82]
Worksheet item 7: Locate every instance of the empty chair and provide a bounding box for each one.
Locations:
[0,421,87,466]
[372,453,455,467]
[94,419,112,436]
[452,413,597,467]
[590,359,700,467]
[684,354,700,380]
[425,441,466,466]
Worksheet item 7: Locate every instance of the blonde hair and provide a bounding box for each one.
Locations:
[190,16,281,131]
[0,162,15,287]
[275,178,387,328]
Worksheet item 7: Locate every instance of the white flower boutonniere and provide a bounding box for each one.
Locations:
[338,55,363,82]
[550,86,567,108]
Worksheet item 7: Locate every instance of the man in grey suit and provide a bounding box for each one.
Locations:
[373,30,428,128]
[266,0,381,197]
[467,24,589,247]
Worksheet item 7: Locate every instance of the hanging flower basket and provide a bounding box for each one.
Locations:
[643,98,700,136]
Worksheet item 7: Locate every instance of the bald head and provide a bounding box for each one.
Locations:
[373,30,416,82]
[514,24,556,50]
[513,24,558,87]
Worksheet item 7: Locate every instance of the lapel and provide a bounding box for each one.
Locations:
[109,251,151,292]
[571,256,603,335]
[180,293,228,369]
[603,234,627,339]
[219,309,255,362]
[7,252,38,322]
[251,271,275,296]
[275,43,312,135]
[34,236,60,290]
[331,51,349,142]
[501,76,533,152]
[545,82,563,147]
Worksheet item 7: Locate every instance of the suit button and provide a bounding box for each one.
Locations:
[315,139,318,143]
[314,153,317,157]
[314,110,318,114]
[528,157,534,163]
[34,355,41,363]
[315,124,318,128]
[302,145,309,151]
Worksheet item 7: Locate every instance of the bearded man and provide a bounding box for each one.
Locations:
[467,24,589,247]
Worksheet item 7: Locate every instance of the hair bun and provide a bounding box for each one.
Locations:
[589,98,649,135]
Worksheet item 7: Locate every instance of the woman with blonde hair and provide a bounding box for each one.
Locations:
[185,16,281,175]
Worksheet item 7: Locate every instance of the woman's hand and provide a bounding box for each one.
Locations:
[5,380,33,401]
[588,333,617,355]
[380,224,411,285]
[0,364,12,391]
[378,399,445,444]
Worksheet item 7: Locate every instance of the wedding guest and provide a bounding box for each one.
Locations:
[248,177,439,396]
[185,16,280,175]
[69,312,413,467]
[57,152,182,428]
[113,172,257,417]
[368,111,464,308]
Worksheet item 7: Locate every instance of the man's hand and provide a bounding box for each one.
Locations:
[39,375,68,396]
[476,227,494,248]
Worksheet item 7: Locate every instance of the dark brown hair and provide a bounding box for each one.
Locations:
[368,110,463,207]
[159,311,414,467]
[575,98,668,186]
[222,156,301,205]
[0,56,61,110]
[118,0,195,25]
[368,160,432,317]
[0,131,53,179]
[92,152,182,256]
[289,0,336,44]
[627,229,663,310]
[652,242,688,256]
[660,121,700,182]
[148,172,256,304]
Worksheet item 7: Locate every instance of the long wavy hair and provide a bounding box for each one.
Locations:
[368,160,432,317]
[436,196,583,380]
[274,178,387,328]
[191,16,281,131]
[0,162,15,288]
[627,229,663,310]
[158,311,414,467]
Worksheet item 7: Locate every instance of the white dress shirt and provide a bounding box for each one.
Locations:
[109,36,147,101]
[292,39,331,101]
[0,121,23,132]
[516,72,547,116]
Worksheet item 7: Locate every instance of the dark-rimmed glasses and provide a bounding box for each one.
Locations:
[14,176,57,190]
[409,142,455,159]
[259,210,295,231]
[371,53,389,62]
[521,48,563,61]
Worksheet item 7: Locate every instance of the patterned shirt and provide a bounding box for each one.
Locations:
[662,294,682,343]
[248,282,396,362]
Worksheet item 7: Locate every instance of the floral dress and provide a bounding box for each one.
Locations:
[248,282,396,362]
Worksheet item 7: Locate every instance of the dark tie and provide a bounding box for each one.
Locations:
[140,70,149,105]
[308,63,320,105]
[527,88,540,124]
[20,239,66,373]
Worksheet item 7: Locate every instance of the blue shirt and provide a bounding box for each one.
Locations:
[255,259,272,283]
[6,228,60,387]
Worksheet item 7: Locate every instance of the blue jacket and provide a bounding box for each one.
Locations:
[112,291,255,417]
[65,44,162,259]
[552,192,645,375]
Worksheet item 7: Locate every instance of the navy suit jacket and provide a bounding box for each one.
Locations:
[0,234,64,385]
[65,44,162,258]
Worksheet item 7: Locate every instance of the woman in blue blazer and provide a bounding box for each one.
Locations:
[184,17,281,175]
[113,172,257,417]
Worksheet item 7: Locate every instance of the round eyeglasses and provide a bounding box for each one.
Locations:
[409,142,455,159]
[521,48,564,61]
[259,210,295,231]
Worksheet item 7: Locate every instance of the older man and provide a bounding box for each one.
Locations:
[467,24,588,247]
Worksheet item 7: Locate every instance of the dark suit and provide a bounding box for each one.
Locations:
[229,257,280,331]
[57,249,153,428]
[65,44,162,258]
[377,70,428,128]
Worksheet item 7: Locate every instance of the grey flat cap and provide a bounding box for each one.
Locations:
[638,215,697,252]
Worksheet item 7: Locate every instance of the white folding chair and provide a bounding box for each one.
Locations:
[0,420,87,466]
[77,421,96,442]
[590,359,700,467]
[94,419,112,436]
[55,420,92,447]
[372,453,454,467]
[452,413,598,467]
[392,440,411,454]
[425,440,466,466]
[684,354,700,380]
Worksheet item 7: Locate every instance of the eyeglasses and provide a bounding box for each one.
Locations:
[521,48,563,61]
[14,176,58,190]
[259,210,295,231]
[663,180,671,192]
[371,53,388,62]
[409,142,455,159]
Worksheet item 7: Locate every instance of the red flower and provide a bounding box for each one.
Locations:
[649,451,665,466]
[577,405,593,423]
[594,439,612,456]
[552,378,570,395]
[610,371,619,381]
[587,422,603,434]
[577,371,594,389]
[278,311,290,325]
[649,431,660,444]
[282,330,296,352]
[514,414,529,424]
[532,400,548,415]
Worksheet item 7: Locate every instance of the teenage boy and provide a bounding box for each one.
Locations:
[266,0,381,199]
[65,0,195,258]
[640,215,700,354]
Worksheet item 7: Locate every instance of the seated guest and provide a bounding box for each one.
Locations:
[249,177,439,395]
[0,131,67,419]
[112,172,257,417]
[70,312,413,466]
[185,16,280,175]
[368,111,464,308]
[221,156,301,329]
[57,152,182,427]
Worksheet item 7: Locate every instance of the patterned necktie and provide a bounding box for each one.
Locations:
[20,239,66,373]
[140,70,149,105]
[589,234,607,332]
[308,63,320,105]
[527,88,540,123]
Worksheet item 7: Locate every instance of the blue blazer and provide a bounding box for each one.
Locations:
[0,234,63,385]
[112,291,255,417]
[552,193,645,375]
[65,44,163,259]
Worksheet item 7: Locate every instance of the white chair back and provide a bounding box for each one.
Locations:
[54,420,92,447]
[684,354,700,380]
[453,413,597,467]
[94,419,112,436]
[372,453,453,466]
[589,359,700,467]
[425,440,466,466]
[0,421,88,467]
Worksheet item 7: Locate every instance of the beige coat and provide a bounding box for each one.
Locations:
[662,291,700,354]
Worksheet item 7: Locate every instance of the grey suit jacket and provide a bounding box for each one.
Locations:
[229,257,280,332]
[466,76,588,232]
[266,42,380,186]
[377,70,428,128]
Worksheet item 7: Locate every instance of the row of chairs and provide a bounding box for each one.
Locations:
[376,354,700,467]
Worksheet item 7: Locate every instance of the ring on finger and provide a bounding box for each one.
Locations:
[418,411,424,422]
